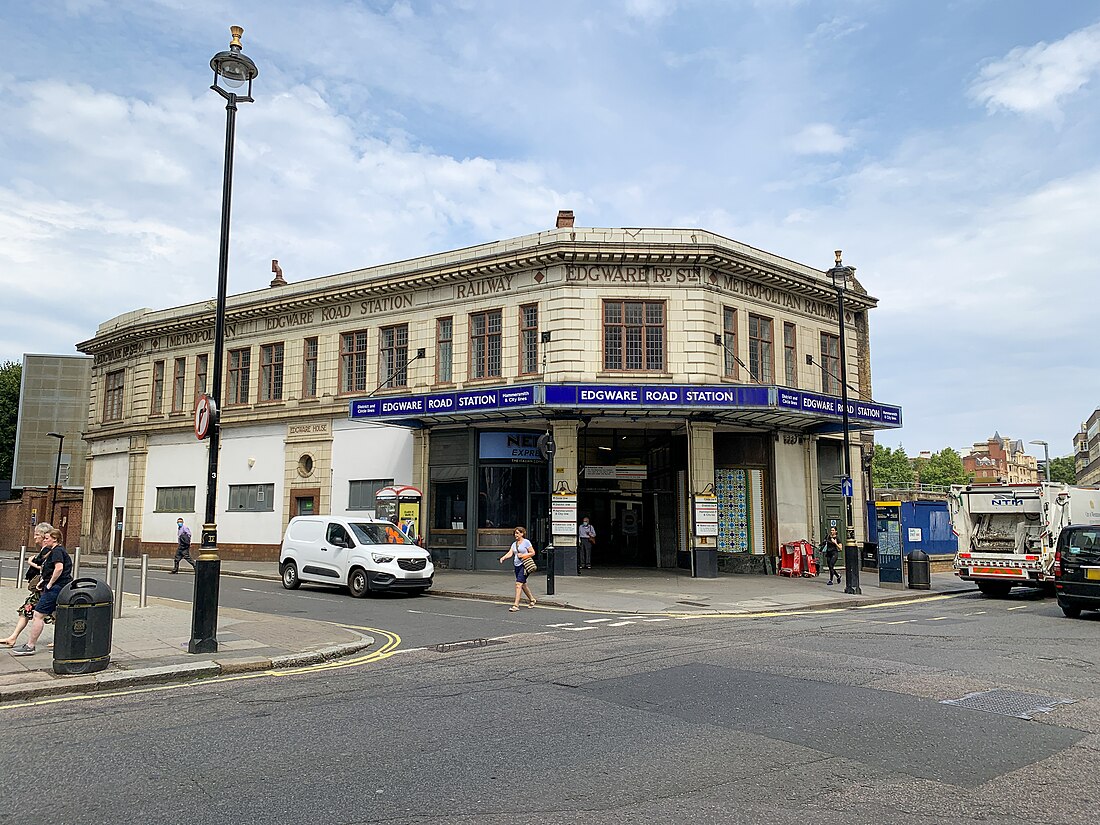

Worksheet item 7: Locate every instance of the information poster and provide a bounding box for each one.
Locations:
[876,502,903,585]
[694,495,718,537]
[551,493,578,536]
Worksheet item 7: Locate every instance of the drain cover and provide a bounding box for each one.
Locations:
[677,601,709,607]
[941,689,1075,720]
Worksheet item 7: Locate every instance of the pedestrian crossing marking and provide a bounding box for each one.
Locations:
[608,621,636,627]
[584,618,614,623]
[1006,605,1028,611]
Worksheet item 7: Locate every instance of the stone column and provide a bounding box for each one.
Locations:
[125,434,148,554]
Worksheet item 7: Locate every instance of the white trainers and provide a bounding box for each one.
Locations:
[10,644,36,656]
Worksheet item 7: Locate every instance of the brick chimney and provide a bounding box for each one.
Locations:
[270,259,287,287]
[555,209,575,228]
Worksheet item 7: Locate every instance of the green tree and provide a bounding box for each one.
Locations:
[1048,455,1076,484]
[916,447,970,487]
[872,444,915,488]
[0,360,21,480]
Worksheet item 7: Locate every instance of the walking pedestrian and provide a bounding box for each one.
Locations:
[0,526,52,648]
[171,517,195,573]
[824,526,842,585]
[577,516,596,570]
[9,525,72,656]
[498,526,537,612]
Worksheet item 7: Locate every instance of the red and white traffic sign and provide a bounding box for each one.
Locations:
[194,394,216,440]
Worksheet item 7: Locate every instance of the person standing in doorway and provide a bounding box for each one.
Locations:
[498,526,537,612]
[171,517,195,573]
[577,516,596,570]
[824,526,842,585]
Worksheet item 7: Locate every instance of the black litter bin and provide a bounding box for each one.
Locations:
[53,578,114,675]
[906,549,931,590]
[862,541,879,571]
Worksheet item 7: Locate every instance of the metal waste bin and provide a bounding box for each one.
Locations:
[693,547,718,578]
[53,578,114,675]
[906,549,931,591]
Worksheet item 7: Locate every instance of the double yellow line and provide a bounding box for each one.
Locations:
[0,624,402,711]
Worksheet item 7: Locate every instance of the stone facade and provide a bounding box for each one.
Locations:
[75,220,900,571]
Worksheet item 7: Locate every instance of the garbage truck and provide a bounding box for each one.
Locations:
[950,482,1100,596]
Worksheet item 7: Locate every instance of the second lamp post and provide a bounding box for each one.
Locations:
[827,250,861,595]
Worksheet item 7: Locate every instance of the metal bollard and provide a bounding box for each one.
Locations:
[73,545,81,580]
[105,550,114,589]
[18,545,27,586]
[140,554,149,608]
[114,554,126,618]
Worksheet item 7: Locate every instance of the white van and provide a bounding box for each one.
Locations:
[279,516,434,597]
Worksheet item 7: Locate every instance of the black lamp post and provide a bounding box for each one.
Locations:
[47,432,64,523]
[190,26,259,655]
[827,250,861,595]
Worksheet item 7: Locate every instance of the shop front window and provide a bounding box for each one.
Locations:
[479,466,522,529]
[432,481,467,530]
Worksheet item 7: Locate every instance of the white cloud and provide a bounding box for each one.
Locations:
[970,22,1100,117]
[623,0,677,23]
[788,123,852,155]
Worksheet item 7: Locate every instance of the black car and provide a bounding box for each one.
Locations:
[1054,524,1100,618]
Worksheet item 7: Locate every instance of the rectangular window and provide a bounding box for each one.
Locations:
[151,360,165,414]
[349,478,395,511]
[155,486,196,513]
[302,337,318,398]
[603,300,665,371]
[260,342,284,401]
[722,307,738,378]
[469,309,502,380]
[340,330,369,394]
[783,322,797,388]
[436,317,453,383]
[104,370,124,422]
[172,357,186,413]
[227,483,275,512]
[520,303,539,375]
[379,324,409,388]
[227,347,251,405]
[820,332,841,395]
[747,314,774,384]
[195,353,208,402]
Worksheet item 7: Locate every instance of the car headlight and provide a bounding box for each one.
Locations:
[372,553,395,563]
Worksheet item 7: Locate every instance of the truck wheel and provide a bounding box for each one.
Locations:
[348,567,370,598]
[281,561,300,590]
[1060,603,1082,619]
[977,581,1012,598]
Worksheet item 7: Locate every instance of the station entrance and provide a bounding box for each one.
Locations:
[575,427,688,569]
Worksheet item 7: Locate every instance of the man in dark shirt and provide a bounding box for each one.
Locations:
[171,517,195,573]
[10,524,72,656]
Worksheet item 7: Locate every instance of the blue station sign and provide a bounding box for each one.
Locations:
[349,382,902,428]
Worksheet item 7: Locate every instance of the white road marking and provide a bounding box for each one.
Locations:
[927,617,948,621]
[642,618,669,622]
[547,623,576,628]
[966,611,987,615]
[564,626,598,632]
[1006,605,1029,611]
[608,621,636,627]
[584,618,614,624]
[885,620,913,625]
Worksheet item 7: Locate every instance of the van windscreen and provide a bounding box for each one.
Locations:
[350,522,414,546]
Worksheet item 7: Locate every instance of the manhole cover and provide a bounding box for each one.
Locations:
[677,601,709,607]
[941,689,1075,720]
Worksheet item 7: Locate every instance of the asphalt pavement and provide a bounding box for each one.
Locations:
[0,550,973,703]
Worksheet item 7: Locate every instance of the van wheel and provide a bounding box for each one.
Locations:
[977,581,1011,598]
[281,561,300,590]
[348,567,370,598]
[1061,603,1082,619]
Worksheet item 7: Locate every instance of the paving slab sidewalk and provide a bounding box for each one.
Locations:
[0,584,373,703]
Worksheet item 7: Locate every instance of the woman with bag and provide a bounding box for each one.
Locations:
[0,524,53,648]
[499,526,537,612]
[824,526,843,585]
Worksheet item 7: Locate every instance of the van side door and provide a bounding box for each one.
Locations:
[322,522,353,581]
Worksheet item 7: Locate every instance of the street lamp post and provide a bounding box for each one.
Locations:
[47,432,64,523]
[190,26,259,655]
[1029,440,1051,483]
[827,250,861,595]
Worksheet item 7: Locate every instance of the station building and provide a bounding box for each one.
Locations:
[76,213,901,572]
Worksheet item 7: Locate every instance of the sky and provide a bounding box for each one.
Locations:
[1,0,1098,460]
